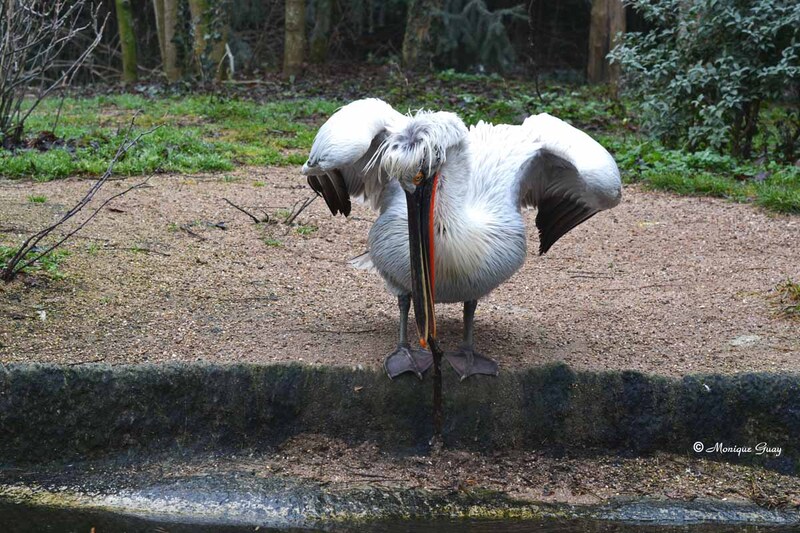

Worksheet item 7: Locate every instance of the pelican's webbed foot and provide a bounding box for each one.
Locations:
[384,344,433,380]
[445,346,499,381]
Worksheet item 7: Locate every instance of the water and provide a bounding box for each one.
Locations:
[0,503,794,533]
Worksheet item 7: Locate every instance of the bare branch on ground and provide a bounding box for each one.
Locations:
[1,116,160,282]
[284,195,316,225]
[222,197,269,224]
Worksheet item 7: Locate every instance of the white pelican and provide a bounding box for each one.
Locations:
[302,98,622,381]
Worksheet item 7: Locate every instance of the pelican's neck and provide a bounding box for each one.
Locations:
[433,142,471,224]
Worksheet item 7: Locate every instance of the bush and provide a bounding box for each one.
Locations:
[610,0,800,160]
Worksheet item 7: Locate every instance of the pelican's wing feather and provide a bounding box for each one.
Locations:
[302,98,408,215]
[516,113,622,254]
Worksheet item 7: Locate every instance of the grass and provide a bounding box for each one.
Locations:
[0,245,69,280]
[0,94,339,180]
[0,72,798,214]
[295,224,318,236]
[27,195,47,203]
[273,209,292,223]
[603,136,800,215]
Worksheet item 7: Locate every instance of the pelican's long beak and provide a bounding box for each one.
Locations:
[406,173,439,349]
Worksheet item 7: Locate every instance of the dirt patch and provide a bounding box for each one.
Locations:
[0,168,798,375]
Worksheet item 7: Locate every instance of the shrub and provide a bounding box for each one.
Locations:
[610,0,800,160]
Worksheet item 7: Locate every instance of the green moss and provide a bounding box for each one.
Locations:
[0,486,83,509]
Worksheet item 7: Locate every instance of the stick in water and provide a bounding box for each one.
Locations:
[428,337,444,445]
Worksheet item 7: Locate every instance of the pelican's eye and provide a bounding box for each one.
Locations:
[413,171,424,185]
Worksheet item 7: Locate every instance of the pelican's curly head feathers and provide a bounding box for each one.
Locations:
[373,110,468,191]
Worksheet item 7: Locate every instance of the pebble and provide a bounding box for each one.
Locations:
[729,334,761,347]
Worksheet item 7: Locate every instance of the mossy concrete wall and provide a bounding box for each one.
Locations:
[0,363,797,471]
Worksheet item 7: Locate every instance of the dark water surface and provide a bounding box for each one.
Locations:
[0,503,795,533]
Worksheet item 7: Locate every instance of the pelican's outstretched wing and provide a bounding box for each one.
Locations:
[516,113,622,254]
[302,98,408,216]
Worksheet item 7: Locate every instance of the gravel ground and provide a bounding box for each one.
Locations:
[0,168,798,375]
[234,433,800,508]
[18,433,793,509]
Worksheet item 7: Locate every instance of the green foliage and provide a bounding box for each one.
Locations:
[0,245,68,279]
[387,71,625,129]
[27,195,47,203]
[610,0,800,159]
[2,73,799,215]
[435,0,527,72]
[605,135,800,213]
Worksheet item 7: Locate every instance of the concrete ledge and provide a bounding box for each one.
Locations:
[0,363,797,471]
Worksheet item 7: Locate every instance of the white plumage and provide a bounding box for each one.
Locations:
[302,98,622,379]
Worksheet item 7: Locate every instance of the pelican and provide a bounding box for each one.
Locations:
[302,99,621,381]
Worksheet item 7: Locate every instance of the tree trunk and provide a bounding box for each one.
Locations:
[401,0,442,71]
[163,0,181,82]
[587,0,625,90]
[734,100,761,160]
[309,0,331,64]
[284,0,306,77]
[188,0,231,81]
[115,0,138,83]
[152,0,166,66]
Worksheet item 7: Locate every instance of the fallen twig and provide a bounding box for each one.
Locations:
[67,357,106,366]
[284,195,316,225]
[112,246,171,257]
[286,327,378,334]
[179,224,207,241]
[222,197,268,224]
[601,281,679,292]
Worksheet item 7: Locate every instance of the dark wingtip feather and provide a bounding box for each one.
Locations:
[307,173,352,217]
[331,170,352,217]
[536,194,597,255]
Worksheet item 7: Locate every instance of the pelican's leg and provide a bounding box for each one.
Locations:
[383,294,433,380]
[445,300,499,380]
